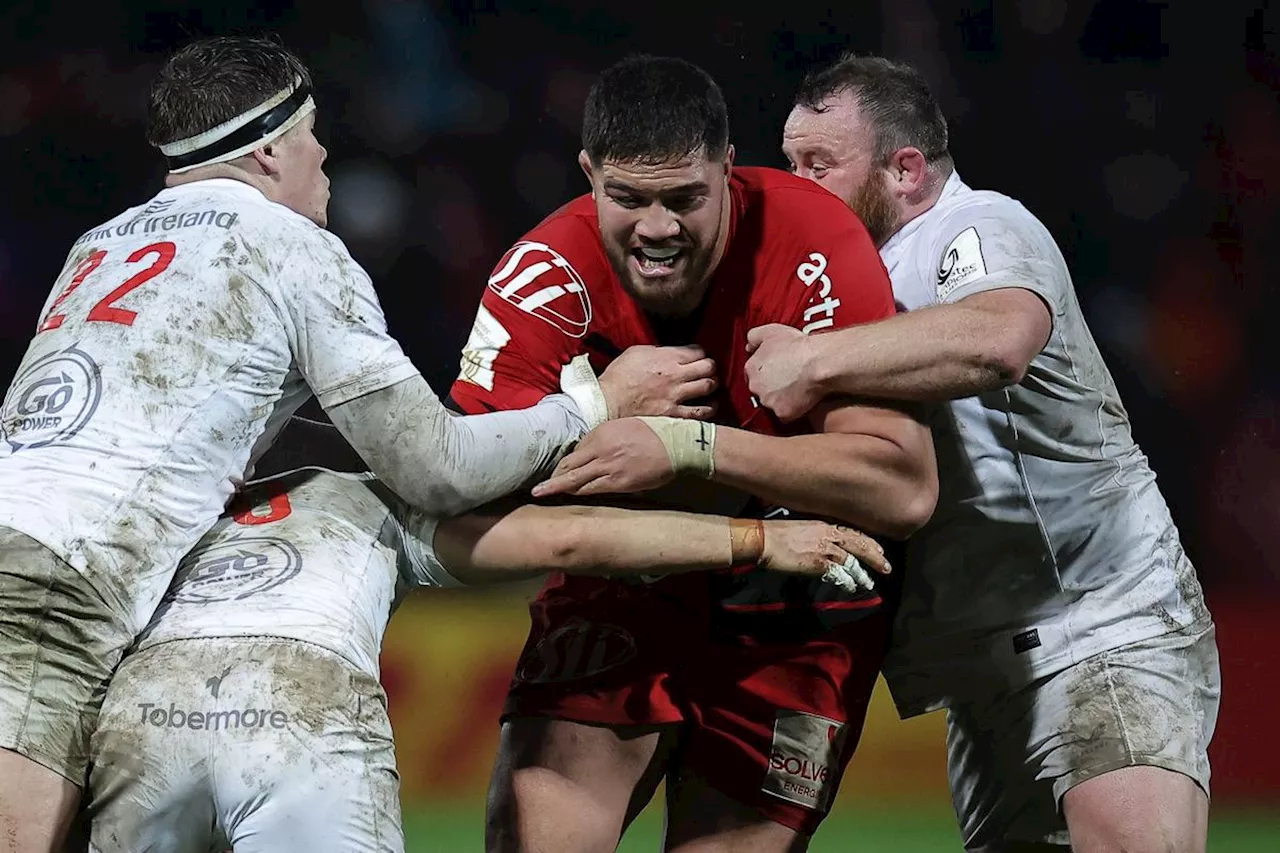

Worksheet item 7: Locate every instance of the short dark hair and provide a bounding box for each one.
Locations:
[795,54,952,172]
[147,36,312,147]
[582,55,729,166]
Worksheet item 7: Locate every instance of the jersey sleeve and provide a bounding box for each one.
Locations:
[275,228,420,410]
[927,201,1069,313]
[447,219,600,414]
[775,194,898,333]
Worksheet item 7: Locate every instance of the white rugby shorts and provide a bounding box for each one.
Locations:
[945,621,1220,849]
[85,636,402,853]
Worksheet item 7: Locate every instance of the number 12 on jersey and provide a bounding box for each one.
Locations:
[38,241,177,333]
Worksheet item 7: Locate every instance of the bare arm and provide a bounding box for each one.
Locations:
[533,399,939,541]
[416,504,890,587]
[808,289,1052,399]
[327,375,586,518]
[745,288,1052,417]
[709,400,938,540]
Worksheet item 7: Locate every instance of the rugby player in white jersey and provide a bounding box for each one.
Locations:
[0,36,716,851]
[739,55,1220,852]
[81,466,887,853]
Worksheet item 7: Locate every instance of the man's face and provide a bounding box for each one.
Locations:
[782,91,900,247]
[583,146,733,317]
[272,112,330,227]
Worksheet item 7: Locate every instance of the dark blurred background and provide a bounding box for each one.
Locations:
[2,1,1277,847]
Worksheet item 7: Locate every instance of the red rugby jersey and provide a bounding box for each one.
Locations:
[449,166,899,639]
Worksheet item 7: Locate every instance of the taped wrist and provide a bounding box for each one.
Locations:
[559,354,610,430]
[635,417,717,478]
[399,509,465,588]
[729,518,765,566]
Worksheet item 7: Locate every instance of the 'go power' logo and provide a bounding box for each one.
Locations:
[1,346,102,452]
[169,536,304,603]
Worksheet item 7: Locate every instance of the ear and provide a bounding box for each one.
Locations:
[723,144,735,181]
[249,144,280,177]
[577,150,596,194]
[887,146,928,196]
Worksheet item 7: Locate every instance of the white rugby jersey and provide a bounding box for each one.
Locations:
[0,179,418,630]
[880,172,1211,716]
[134,467,453,677]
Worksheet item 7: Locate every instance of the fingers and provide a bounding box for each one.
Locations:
[833,526,891,575]
[679,377,718,400]
[678,357,717,382]
[821,550,876,592]
[548,444,596,478]
[820,564,864,594]
[745,323,790,351]
[532,460,607,498]
[666,344,707,364]
[672,404,716,421]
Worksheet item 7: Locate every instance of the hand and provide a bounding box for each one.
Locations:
[744,324,822,423]
[758,520,891,592]
[598,344,718,420]
[532,419,676,498]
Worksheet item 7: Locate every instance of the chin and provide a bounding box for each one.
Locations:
[622,277,703,318]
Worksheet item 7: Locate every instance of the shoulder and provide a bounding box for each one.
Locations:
[927,182,1054,251]
[735,167,865,232]
[513,194,604,259]
[485,194,606,339]
[732,167,875,265]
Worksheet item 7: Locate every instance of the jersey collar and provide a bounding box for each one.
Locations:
[880,170,967,256]
[161,177,270,203]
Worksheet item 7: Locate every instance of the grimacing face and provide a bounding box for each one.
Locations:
[782,92,900,247]
[581,146,734,317]
[274,112,330,227]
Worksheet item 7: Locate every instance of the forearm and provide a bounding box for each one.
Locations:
[436,505,756,583]
[808,301,1021,402]
[328,376,586,516]
[711,428,934,539]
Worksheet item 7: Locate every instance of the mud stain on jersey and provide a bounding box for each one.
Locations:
[132,350,170,391]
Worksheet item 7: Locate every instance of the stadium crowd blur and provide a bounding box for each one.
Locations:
[1,0,1276,597]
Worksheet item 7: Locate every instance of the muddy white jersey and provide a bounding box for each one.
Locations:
[134,467,453,678]
[0,179,418,631]
[880,172,1210,716]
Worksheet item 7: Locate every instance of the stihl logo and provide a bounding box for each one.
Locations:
[488,241,592,337]
[795,252,841,334]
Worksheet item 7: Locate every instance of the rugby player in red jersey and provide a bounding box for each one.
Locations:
[449,55,938,853]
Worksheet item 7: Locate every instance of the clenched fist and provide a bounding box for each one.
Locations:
[744,324,823,423]
[598,344,718,420]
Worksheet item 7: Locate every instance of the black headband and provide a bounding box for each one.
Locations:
[164,83,314,171]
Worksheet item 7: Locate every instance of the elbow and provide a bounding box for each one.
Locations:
[893,480,938,539]
[534,509,596,572]
[976,345,1029,389]
[973,315,1047,390]
[882,464,939,541]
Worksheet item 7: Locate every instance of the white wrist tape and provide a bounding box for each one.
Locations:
[635,417,717,479]
[399,509,465,588]
[559,354,610,430]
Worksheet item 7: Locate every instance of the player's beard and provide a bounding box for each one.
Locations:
[848,171,900,248]
[607,233,719,319]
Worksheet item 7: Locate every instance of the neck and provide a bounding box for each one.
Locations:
[164,162,270,198]
[881,171,948,247]
[703,179,733,281]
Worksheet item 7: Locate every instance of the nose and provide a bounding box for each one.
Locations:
[633,204,680,241]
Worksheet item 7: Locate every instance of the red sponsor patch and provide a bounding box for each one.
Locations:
[487,241,592,337]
